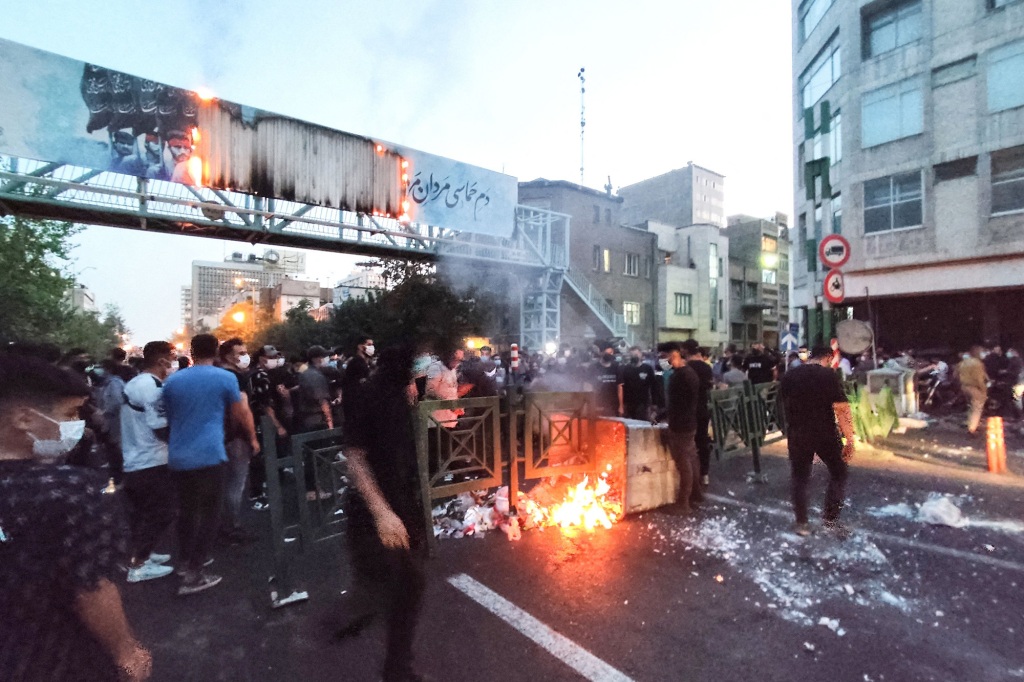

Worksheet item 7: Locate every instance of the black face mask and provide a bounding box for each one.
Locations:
[602,355,614,366]
[631,356,642,365]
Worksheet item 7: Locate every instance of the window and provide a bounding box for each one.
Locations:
[992,145,1024,214]
[709,243,719,281]
[933,57,976,88]
[861,77,923,147]
[602,249,612,273]
[593,205,600,223]
[730,280,744,299]
[800,33,841,109]
[718,258,724,277]
[864,171,923,233]
[989,0,1021,9]
[623,301,641,326]
[798,145,806,188]
[799,0,835,43]
[605,208,612,224]
[642,256,651,278]
[814,205,823,241]
[934,156,978,182]
[718,300,724,319]
[748,324,759,342]
[674,293,693,316]
[592,245,601,270]
[988,40,1024,113]
[830,111,842,164]
[747,282,759,298]
[762,269,778,284]
[863,1,922,59]
[762,235,778,252]
[732,323,745,341]
[624,252,640,277]
[831,194,843,234]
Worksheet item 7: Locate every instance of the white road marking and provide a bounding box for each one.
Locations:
[705,493,1024,574]
[447,573,635,682]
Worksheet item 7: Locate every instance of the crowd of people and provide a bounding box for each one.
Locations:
[2,329,1020,681]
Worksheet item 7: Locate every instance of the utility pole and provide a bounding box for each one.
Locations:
[578,67,586,185]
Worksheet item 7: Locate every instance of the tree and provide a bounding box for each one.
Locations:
[0,216,80,341]
[52,305,131,358]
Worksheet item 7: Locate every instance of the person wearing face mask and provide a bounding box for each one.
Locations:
[295,346,334,435]
[0,354,153,681]
[217,338,260,545]
[119,341,180,584]
[340,334,375,428]
[163,334,259,595]
[588,345,624,417]
[682,340,715,487]
[622,346,662,421]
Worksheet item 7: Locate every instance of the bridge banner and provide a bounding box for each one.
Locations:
[0,37,515,238]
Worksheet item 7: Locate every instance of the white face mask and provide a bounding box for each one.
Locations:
[166,362,178,376]
[658,359,672,371]
[364,345,375,357]
[236,354,251,369]
[29,410,86,460]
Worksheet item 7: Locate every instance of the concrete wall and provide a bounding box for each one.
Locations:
[618,163,726,228]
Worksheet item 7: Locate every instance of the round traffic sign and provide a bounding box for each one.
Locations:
[823,268,845,304]
[819,234,851,268]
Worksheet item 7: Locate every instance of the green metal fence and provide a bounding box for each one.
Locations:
[708,380,786,480]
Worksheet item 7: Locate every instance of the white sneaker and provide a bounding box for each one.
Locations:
[148,553,171,565]
[127,562,174,583]
[701,475,710,486]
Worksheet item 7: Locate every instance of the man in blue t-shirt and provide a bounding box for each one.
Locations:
[163,334,259,595]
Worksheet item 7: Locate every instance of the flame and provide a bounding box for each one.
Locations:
[195,86,215,101]
[187,155,203,186]
[524,467,621,534]
[191,126,201,144]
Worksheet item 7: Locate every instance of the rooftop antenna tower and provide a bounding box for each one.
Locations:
[578,67,586,185]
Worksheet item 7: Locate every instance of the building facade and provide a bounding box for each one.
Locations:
[792,0,1024,351]
[518,179,658,349]
[333,268,387,304]
[619,163,727,228]
[639,220,731,348]
[725,214,791,349]
[66,284,97,314]
[189,249,307,329]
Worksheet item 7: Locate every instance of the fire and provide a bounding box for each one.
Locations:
[187,155,203,186]
[522,466,622,534]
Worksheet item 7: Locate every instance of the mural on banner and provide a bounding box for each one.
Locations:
[0,37,516,238]
[0,38,200,185]
[79,64,201,184]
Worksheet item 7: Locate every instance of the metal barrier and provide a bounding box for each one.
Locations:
[708,380,786,481]
[262,417,347,608]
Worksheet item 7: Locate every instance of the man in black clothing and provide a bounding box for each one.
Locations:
[341,334,374,426]
[622,346,661,421]
[779,346,857,537]
[461,346,499,398]
[589,347,624,417]
[657,342,703,513]
[339,345,427,682]
[744,343,778,385]
[295,346,334,433]
[681,340,714,486]
[0,355,151,681]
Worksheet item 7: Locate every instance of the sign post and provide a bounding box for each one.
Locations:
[818,234,851,269]
[823,268,845,305]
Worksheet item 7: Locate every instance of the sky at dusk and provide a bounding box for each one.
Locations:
[0,0,794,343]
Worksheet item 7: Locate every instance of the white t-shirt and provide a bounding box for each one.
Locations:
[120,372,168,472]
[425,360,460,427]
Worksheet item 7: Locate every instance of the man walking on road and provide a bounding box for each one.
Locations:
[339,345,429,681]
[959,345,989,436]
[163,334,259,595]
[657,341,703,514]
[779,346,856,538]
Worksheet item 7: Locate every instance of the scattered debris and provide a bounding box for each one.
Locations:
[918,496,965,527]
[803,642,816,653]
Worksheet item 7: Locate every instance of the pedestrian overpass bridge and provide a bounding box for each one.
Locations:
[0,36,635,348]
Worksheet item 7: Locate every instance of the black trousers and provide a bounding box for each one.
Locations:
[624,402,651,421]
[695,411,712,477]
[172,464,226,573]
[666,430,703,509]
[345,510,426,681]
[123,465,178,563]
[787,430,848,524]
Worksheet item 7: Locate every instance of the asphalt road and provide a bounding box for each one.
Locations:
[122,443,1024,682]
